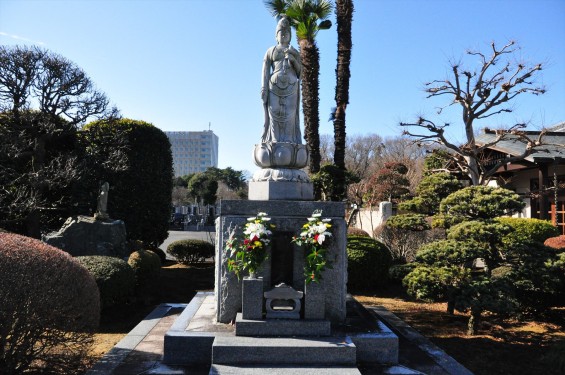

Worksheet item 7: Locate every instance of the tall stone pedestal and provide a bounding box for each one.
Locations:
[214,200,347,324]
[242,277,263,320]
[248,180,313,201]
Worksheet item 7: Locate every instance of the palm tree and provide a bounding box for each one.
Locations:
[264,0,332,174]
[332,0,353,199]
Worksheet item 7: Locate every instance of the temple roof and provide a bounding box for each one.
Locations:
[475,122,565,163]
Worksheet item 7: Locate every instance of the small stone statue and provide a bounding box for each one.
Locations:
[261,15,302,144]
[95,182,109,220]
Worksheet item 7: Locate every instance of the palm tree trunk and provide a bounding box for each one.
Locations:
[299,40,321,175]
[333,0,353,170]
[332,0,353,201]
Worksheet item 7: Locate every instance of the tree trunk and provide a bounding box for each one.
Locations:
[447,299,455,315]
[333,0,353,200]
[299,40,321,175]
[467,310,481,336]
[464,155,480,185]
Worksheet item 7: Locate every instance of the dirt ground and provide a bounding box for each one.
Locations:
[356,286,565,375]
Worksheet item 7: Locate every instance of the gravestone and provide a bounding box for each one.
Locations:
[214,200,347,324]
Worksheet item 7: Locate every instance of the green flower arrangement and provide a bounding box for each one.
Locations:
[292,210,333,283]
[225,212,274,279]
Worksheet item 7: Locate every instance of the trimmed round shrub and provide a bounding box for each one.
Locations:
[168,239,214,265]
[347,235,392,292]
[347,227,370,237]
[388,263,417,284]
[545,235,565,251]
[0,233,100,374]
[148,246,167,263]
[76,255,136,309]
[128,249,161,285]
[496,217,559,248]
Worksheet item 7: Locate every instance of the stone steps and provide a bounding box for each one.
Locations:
[234,313,331,337]
[209,364,362,375]
[211,335,356,366]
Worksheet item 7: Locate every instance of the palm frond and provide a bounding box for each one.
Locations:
[318,19,332,30]
[312,0,333,20]
[264,0,289,18]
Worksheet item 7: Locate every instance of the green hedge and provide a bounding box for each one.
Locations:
[347,235,392,292]
[496,217,559,249]
[168,239,214,265]
[84,119,173,247]
[76,255,135,309]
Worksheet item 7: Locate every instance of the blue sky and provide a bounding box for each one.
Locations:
[1,0,564,174]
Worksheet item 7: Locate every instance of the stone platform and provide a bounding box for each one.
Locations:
[163,292,400,374]
[87,296,473,375]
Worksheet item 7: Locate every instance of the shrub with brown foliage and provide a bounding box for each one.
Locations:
[128,249,161,286]
[544,235,565,251]
[0,233,100,374]
[347,227,370,237]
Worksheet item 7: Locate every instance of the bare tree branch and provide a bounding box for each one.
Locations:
[400,41,547,185]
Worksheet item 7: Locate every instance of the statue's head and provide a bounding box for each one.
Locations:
[275,16,291,44]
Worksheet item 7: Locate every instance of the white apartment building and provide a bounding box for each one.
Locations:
[165,130,219,177]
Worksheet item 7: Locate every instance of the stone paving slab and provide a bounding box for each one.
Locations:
[210,364,362,375]
[235,313,331,336]
[212,335,357,365]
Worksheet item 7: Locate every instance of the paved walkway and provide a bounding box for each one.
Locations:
[87,301,472,375]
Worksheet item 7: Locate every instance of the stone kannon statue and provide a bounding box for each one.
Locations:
[252,15,309,183]
[95,181,110,220]
[261,16,302,144]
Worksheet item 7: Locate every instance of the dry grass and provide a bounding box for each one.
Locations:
[357,287,565,375]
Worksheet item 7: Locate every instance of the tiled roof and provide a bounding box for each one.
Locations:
[475,122,565,162]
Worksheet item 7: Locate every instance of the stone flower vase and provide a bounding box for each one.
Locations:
[304,280,325,320]
[242,275,263,320]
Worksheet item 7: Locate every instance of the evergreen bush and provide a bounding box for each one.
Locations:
[347,235,392,292]
[388,263,417,284]
[494,242,562,313]
[76,255,136,309]
[403,265,467,301]
[496,217,559,248]
[84,119,173,247]
[168,239,214,265]
[0,233,99,374]
[128,249,161,286]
